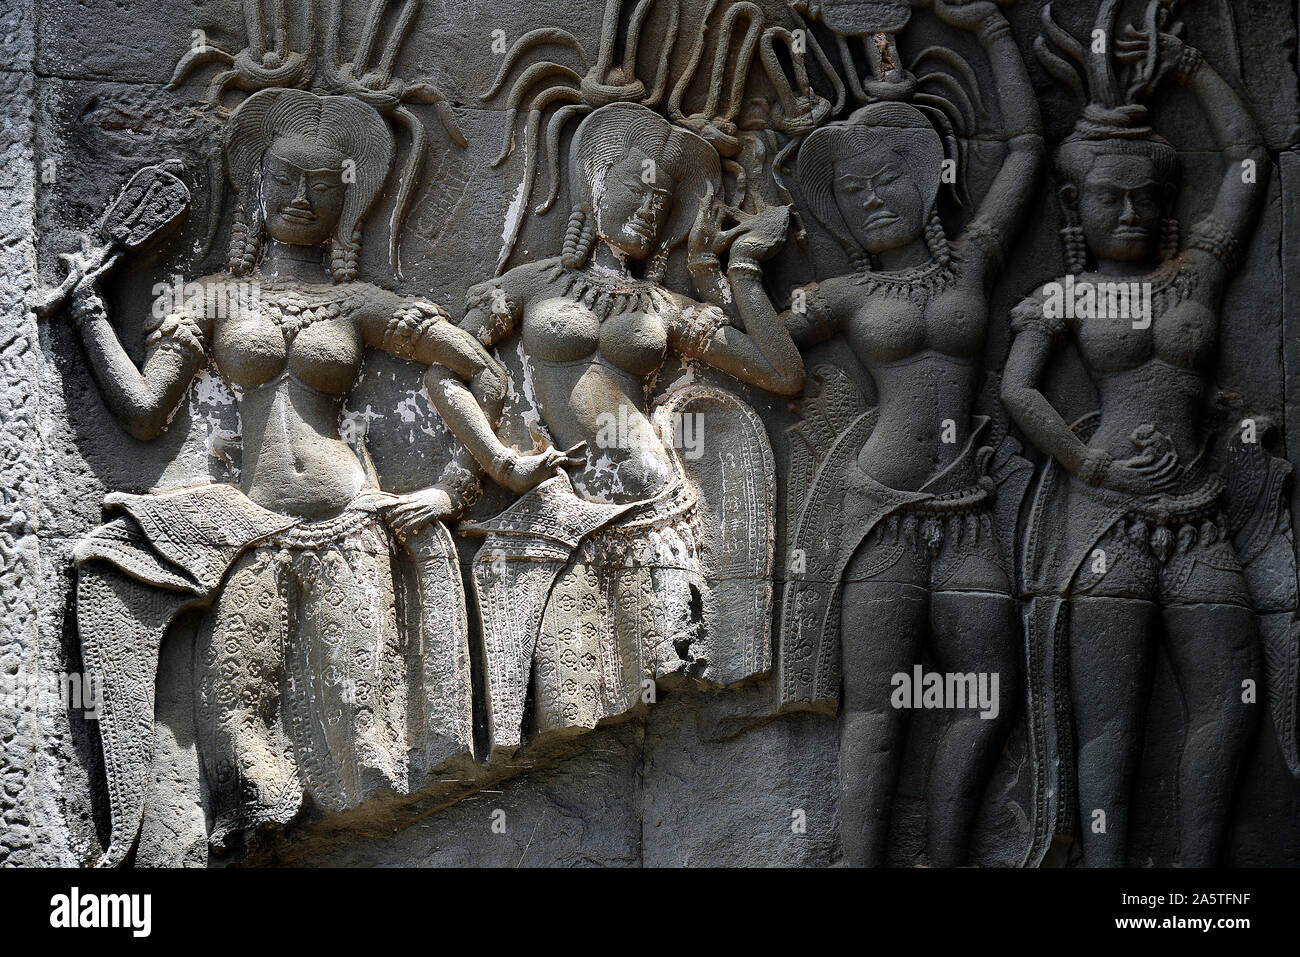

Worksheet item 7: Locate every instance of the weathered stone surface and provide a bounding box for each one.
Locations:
[3,0,1300,868]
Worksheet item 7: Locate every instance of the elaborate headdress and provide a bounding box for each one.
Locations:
[560,103,722,282]
[481,0,840,271]
[1037,0,1182,270]
[792,98,955,270]
[778,3,991,268]
[225,89,395,281]
[170,0,464,275]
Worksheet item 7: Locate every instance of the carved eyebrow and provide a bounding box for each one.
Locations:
[837,170,895,187]
[267,155,343,176]
[1091,177,1159,190]
[618,169,674,195]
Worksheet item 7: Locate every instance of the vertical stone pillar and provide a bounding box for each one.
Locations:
[0,0,42,867]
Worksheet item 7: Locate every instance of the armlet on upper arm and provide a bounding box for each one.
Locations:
[1009,289,1067,341]
[1186,217,1244,272]
[790,282,839,341]
[383,299,451,360]
[146,310,207,364]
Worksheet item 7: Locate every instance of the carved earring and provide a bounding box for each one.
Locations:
[1160,217,1181,263]
[1061,223,1088,275]
[1056,183,1087,275]
[645,243,671,284]
[228,201,262,276]
[562,207,596,269]
[330,228,362,283]
[924,207,951,267]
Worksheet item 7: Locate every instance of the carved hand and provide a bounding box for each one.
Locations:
[494,430,587,494]
[66,255,120,322]
[728,203,792,264]
[687,183,729,266]
[384,486,458,538]
[38,235,121,320]
[1117,20,1191,95]
[931,0,1002,30]
[1100,425,1183,496]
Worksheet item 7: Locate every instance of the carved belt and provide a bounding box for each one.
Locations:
[1121,474,1226,527]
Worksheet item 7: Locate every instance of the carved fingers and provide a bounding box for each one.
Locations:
[1105,425,1183,494]
[41,244,121,322]
[383,486,457,538]
[728,203,792,262]
[1116,20,1189,95]
[688,182,728,260]
[497,439,587,494]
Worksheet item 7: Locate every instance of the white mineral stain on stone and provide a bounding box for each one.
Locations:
[499,180,527,268]
[512,339,543,435]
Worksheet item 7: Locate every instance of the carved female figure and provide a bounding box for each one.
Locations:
[460,102,804,750]
[62,88,569,864]
[1002,1,1267,865]
[778,0,1042,866]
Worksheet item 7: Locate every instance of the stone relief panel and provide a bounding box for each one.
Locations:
[1005,0,1278,868]
[776,0,1041,867]
[4,0,1300,867]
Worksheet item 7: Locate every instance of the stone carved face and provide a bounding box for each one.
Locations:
[831,141,928,255]
[260,135,347,248]
[797,104,944,263]
[1076,153,1165,264]
[594,148,677,261]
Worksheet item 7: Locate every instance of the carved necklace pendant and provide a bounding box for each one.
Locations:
[257,284,347,344]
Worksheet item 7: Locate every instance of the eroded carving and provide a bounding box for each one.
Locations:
[15,0,1300,869]
[1002,0,1276,866]
[55,78,551,863]
[459,102,803,750]
[777,0,1043,866]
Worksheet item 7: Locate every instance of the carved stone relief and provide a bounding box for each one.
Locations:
[4,0,1300,868]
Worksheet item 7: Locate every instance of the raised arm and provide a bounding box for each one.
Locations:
[66,269,210,441]
[1118,29,1267,279]
[673,202,806,397]
[933,0,1046,277]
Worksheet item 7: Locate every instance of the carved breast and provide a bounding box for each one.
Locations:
[848,290,986,364]
[523,296,668,376]
[1076,299,1217,375]
[599,309,668,376]
[523,297,600,362]
[213,312,285,387]
[213,301,364,397]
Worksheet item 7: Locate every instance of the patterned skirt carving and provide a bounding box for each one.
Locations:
[467,470,710,747]
[532,482,702,735]
[195,508,408,851]
[74,484,472,865]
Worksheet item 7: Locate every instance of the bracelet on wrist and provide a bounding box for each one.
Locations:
[727,256,763,279]
[976,20,1012,45]
[1174,45,1204,85]
[687,255,722,274]
[1078,449,1112,487]
[71,292,105,329]
[438,472,482,513]
[489,447,514,480]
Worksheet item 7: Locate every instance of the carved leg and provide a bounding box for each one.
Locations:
[1068,596,1157,867]
[840,568,927,867]
[925,590,1019,867]
[1162,601,1260,866]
